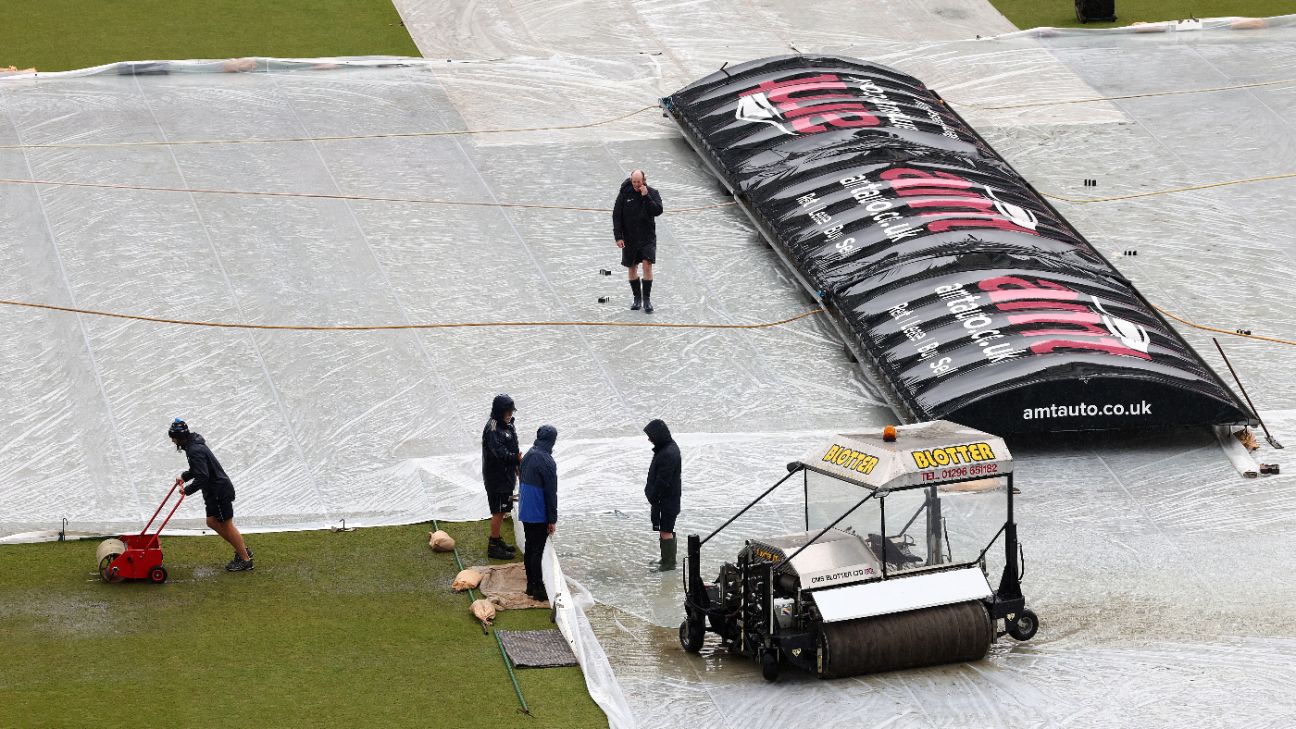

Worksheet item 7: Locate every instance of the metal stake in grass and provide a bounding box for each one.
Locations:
[432,519,530,716]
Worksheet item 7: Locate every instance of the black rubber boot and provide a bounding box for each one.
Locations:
[657,535,677,571]
[629,279,642,310]
[488,537,515,560]
[642,279,654,314]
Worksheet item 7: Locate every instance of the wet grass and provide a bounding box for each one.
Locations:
[0,522,606,729]
[0,0,419,72]
[990,0,1296,29]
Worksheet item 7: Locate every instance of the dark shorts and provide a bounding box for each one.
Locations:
[621,240,656,267]
[205,497,234,522]
[651,504,677,533]
[487,490,514,515]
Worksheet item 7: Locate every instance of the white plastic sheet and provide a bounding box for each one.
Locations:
[515,517,636,729]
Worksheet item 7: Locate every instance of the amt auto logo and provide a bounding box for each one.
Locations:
[736,73,881,135]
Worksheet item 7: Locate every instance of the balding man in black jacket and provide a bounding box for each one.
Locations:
[613,169,664,313]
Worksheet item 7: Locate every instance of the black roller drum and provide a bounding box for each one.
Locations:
[818,600,994,678]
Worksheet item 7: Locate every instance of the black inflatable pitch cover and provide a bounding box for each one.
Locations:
[663,55,1253,433]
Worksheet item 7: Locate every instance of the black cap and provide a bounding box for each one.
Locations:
[168,418,189,438]
[491,394,516,419]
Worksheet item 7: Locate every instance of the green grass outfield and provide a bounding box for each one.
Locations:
[0,522,607,729]
[991,0,1296,29]
[1,0,419,72]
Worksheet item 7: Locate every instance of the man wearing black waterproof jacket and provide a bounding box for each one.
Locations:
[612,169,664,313]
[643,419,681,571]
[482,394,521,560]
[169,418,253,572]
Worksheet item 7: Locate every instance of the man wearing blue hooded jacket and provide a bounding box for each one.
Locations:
[518,425,558,602]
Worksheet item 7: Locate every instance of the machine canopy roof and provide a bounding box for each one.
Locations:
[799,420,1012,490]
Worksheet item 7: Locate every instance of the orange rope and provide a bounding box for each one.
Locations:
[0,298,822,332]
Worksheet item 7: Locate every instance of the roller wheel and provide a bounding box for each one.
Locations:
[1007,609,1038,641]
[761,649,780,682]
[99,554,123,583]
[679,619,705,653]
[149,565,168,584]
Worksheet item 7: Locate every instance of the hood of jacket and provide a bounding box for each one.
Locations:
[619,178,636,196]
[644,419,672,448]
[490,394,516,421]
[184,433,206,450]
[533,424,558,453]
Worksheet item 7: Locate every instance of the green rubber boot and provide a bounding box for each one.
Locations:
[657,535,677,572]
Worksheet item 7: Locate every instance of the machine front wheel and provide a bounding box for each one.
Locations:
[679,619,705,653]
[1006,609,1038,641]
[761,650,780,682]
[149,565,168,584]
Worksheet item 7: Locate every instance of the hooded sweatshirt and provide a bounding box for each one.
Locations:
[644,419,681,515]
[179,433,236,502]
[482,394,520,493]
[519,425,559,524]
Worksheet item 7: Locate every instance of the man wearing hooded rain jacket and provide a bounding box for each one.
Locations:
[518,425,558,602]
[643,419,681,570]
[482,394,521,560]
[168,418,253,572]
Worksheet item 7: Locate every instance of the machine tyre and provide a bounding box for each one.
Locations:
[679,619,705,653]
[149,565,168,584]
[761,649,780,682]
[1007,609,1038,641]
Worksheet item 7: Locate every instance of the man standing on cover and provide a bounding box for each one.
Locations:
[613,169,664,313]
[482,394,521,560]
[644,418,681,571]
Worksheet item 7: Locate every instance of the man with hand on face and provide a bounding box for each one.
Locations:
[612,169,664,313]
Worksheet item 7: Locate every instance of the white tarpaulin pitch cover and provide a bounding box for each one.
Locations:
[4,1,1296,727]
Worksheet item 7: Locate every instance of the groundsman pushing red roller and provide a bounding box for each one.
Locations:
[169,418,254,572]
